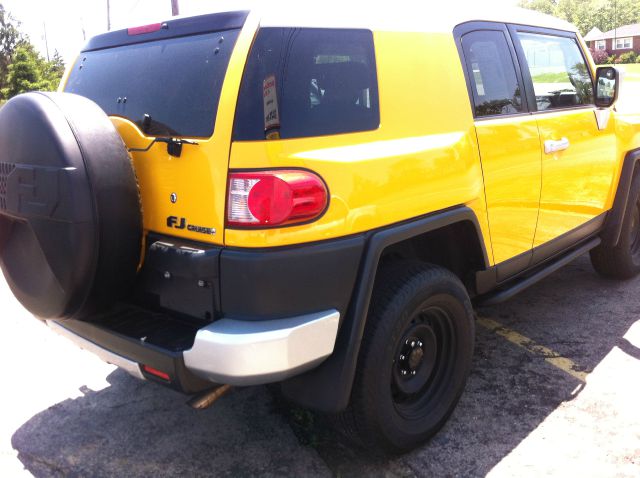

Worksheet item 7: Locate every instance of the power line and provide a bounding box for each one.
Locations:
[171,0,179,16]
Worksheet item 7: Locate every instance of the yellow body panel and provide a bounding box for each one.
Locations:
[475,116,542,264]
[109,12,261,245]
[533,108,617,247]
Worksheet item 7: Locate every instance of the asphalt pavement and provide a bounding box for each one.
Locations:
[1,254,639,477]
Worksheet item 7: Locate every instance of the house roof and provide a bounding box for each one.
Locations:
[584,23,640,41]
[583,27,603,41]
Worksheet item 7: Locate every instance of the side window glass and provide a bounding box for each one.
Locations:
[461,30,523,117]
[233,28,380,140]
[517,32,594,111]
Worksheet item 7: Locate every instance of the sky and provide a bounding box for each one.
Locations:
[3,0,519,65]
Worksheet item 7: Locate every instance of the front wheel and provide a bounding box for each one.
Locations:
[591,171,640,279]
[338,262,475,454]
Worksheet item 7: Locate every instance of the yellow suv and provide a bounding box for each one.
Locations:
[0,5,638,453]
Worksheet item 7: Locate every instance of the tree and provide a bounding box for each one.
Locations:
[44,49,65,87]
[519,0,640,35]
[0,3,23,96]
[518,0,558,15]
[1,43,61,98]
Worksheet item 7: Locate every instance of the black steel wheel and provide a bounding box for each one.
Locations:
[391,306,456,420]
[591,171,640,279]
[337,262,475,454]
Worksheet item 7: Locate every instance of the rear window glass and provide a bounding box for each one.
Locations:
[65,29,240,137]
[233,28,380,141]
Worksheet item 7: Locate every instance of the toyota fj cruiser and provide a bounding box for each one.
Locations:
[1,5,638,453]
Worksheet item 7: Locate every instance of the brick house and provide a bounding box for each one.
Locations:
[584,23,640,56]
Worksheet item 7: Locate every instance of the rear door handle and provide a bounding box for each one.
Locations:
[544,137,570,154]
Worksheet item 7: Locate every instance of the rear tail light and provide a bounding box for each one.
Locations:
[227,170,328,227]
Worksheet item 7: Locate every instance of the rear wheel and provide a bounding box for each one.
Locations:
[591,171,640,279]
[337,262,475,454]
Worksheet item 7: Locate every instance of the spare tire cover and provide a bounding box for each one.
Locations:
[0,92,142,319]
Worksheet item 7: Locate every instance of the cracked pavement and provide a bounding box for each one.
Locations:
[1,255,640,477]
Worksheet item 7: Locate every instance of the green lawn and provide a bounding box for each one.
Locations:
[616,63,640,81]
[531,72,570,83]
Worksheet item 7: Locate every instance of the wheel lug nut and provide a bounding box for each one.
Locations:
[418,341,423,348]
[399,355,405,360]
[411,370,417,375]
[401,370,407,376]
[411,341,415,347]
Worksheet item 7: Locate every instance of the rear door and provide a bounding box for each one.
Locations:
[64,11,255,245]
[457,23,542,280]
[510,26,617,260]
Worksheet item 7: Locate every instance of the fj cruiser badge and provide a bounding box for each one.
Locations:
[167,216,216,235]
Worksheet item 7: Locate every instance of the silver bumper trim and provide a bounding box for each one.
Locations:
[183,309,340,385]
[47,320,145,380]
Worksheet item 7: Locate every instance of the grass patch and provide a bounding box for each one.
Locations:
[531,72,569,83]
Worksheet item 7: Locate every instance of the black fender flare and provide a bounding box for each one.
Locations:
[281,205,489,412]
[601,148,640,248]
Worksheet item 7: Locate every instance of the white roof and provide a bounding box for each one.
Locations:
[184,1,578,34]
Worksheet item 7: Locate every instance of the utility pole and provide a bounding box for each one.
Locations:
[80,16,86,41]
[614,0,617,51]
[107,0,111,31]
[171,0,179,16]
[42,22,50,62]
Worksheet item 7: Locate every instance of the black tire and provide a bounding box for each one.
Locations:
[337,262,475,454]
[591,171,640,279]
[0,92,142,320]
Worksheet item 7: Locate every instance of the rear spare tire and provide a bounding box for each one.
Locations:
[0,92,142,319]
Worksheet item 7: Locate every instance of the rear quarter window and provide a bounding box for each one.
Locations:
[233,28,380,140]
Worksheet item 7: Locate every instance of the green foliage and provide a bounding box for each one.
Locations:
[518,0,640,35]
[518,0,557,15]
[0,3,22,95]
[607,54,618,64]
[1,43,64,98]
[532,71,570,82]
[0,4,65,99]
[616,51,638,63]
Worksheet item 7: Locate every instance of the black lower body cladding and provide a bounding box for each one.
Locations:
[219,236,365,320]
[0,92,142,320]
[136,233,366,322]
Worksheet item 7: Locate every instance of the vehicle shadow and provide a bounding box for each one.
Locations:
[11,373,330,477]
[11,258,640,477]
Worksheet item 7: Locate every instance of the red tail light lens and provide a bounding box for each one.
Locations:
[227,170,328,227]
[128,23,162,35]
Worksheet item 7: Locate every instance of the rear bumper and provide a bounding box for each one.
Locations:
[183,310,340,385]
[49,320,145,380]
[47,308,340,392]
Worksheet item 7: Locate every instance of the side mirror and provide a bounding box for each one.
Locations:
[595,66,619,108]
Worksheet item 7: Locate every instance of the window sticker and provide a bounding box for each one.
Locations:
[263,74,281,139]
